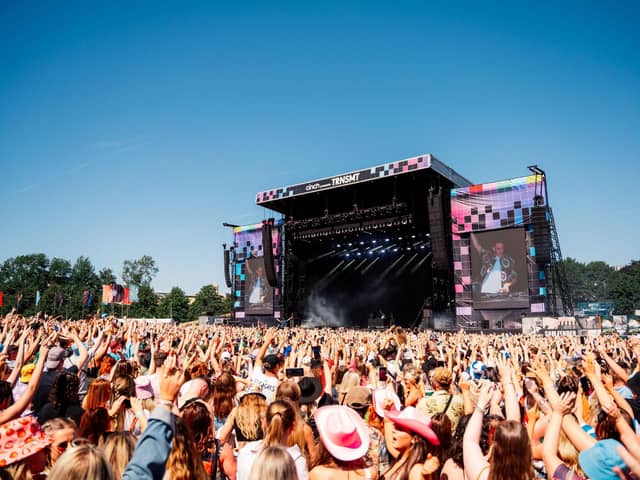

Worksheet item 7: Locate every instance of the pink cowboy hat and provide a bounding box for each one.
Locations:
[314,406,370,462]
[385,407,440,445]
[372,388,401,418]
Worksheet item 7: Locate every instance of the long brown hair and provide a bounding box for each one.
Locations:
[78,408,110,446]
[165,418,208,480]
[213,373,235,420]
[83,379,111,410]
[263,399,296,448]
[276,380,312,463]
[181,400,213,454]
[487,421,534,480]
[385,432,431,480]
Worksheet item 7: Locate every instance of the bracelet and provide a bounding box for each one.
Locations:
[475,404,487,414]
[157,399,174,409]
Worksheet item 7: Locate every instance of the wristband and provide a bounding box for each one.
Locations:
[157,399,174,409]
[475,404,487,414]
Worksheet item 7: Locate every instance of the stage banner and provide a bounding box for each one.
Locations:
[244,256,274,315]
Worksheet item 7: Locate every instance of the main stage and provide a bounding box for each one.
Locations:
[223,154,572,331]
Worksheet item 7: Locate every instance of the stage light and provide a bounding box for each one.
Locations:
[356,252,361,256]
[372,240,377,244]
[337,244,341,248]
[381,249,386,253]
[385,238,390,242]
[348,243,353,247]
[393,248,399,252]
[412,235,416,239]
[406,247,411,250]
[360,241,364,245]
[420,245,425,249]
[346,253,350,257]
[398,236,403,240]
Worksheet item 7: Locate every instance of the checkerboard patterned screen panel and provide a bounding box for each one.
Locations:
[231,222,282,316]
[451,175,547,324]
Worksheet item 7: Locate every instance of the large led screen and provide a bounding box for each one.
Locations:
[244,257,274,315]
[470,227,529,309]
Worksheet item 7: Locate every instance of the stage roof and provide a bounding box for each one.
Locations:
[256,154,472,214]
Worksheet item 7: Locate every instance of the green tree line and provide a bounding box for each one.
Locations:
[0,254,232,322]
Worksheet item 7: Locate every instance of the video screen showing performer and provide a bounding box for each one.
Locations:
[244,257,274,315]
[470,227,529,308]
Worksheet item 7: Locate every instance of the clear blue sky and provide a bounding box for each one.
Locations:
[1,1,638,294]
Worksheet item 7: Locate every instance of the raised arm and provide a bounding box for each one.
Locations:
[463,382,494,480]
[543,391,577,477]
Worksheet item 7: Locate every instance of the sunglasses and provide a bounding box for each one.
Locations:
[56,437,90,452]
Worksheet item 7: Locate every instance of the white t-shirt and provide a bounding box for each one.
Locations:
[236,440,308,480]
[247,368,278,403]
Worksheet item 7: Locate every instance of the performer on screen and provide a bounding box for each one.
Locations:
[246,262,272,305]
[471,235,517,294]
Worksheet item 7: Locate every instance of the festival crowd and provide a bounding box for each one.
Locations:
[1,309,640,480]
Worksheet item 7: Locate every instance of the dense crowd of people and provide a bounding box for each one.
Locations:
[1,309,640,480]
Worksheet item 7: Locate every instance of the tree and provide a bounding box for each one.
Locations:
[0,254,49,292]
[122,255,158,287]
[157,287,190,323]
[563,257,614,306]
[189,284,225,318]
[0,254,49,315]
[128,285,158,318]
[98,268,117,285]
[609,261,640,315]
[48,258,72,286]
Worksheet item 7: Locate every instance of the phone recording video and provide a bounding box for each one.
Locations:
[285,368,304,378]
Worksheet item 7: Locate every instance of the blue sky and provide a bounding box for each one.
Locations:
[1,1,638,294]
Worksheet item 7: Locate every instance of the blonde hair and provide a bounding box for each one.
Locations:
[48,444,114,480]
[102,432,136,479]
[247,446,298,480]
[235,393,267,441]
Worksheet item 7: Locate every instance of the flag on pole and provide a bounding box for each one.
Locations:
[16,292,22,306]
[123,287,131,305]
[0,291,3,307]
[102,285,112,305]
[87,292,93,307]
[55,291,63,308]
[82,291,89,307]
[35,290,41,307]
[129,285,139,303]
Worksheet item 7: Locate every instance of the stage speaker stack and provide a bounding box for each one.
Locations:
[223,249,232,288]
[532,206,551,265]
[262,219,278,287]
[427,188,450,271]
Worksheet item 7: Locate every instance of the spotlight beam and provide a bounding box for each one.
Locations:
[395,253,419,277]
[410,252,431,274]
[361,257,380,274]
[378,254,406,283]
[308,250,336,262]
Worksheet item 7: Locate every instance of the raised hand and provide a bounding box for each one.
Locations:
[549,391,576,415]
